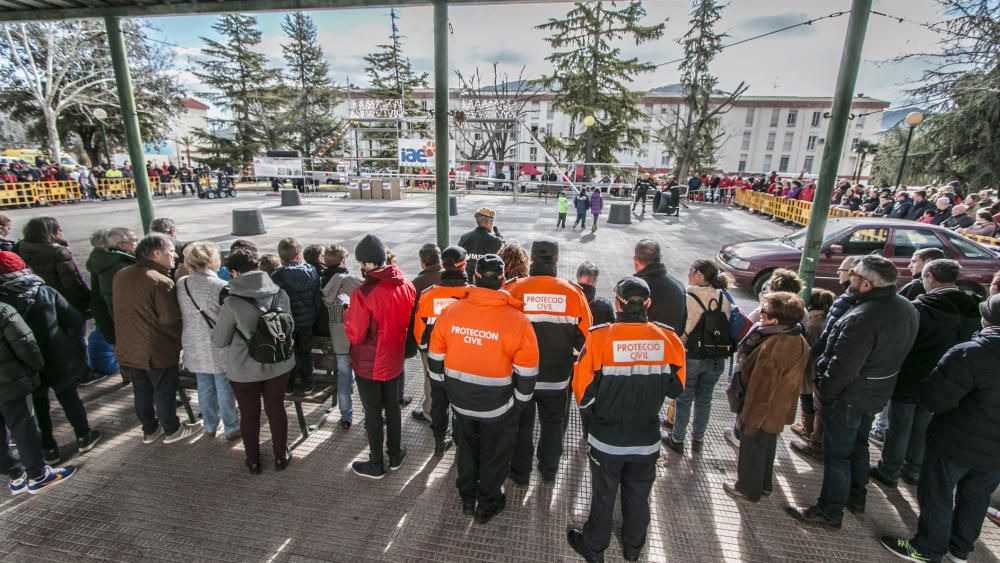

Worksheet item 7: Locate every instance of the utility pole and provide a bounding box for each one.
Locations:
[796,0,872,297]
[433,0,450,248]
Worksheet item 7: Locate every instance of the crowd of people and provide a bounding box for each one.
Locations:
[0,203,998,563]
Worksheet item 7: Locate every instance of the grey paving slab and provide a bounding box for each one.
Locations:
[0,193,997,562]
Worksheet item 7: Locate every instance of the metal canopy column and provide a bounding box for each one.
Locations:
[796,0,872,296]
[433,0,449,248]
[105,15,154,234]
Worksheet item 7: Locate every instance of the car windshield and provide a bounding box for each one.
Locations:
[779,224,850,249]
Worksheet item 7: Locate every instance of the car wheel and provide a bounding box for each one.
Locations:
[956,280,987,302]
[751,270,774,298]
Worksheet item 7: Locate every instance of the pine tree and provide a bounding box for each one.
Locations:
[536,1,664,180]
[193,14,283,166]
[662,0,746,180]
[360,9,430,167]
[281,12,342,160]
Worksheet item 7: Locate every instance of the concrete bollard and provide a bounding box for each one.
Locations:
[607,203,631,225]
[232,208,266,236]
[280,189,302,206]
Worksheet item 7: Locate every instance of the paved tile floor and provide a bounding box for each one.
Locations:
[0,191,998,562]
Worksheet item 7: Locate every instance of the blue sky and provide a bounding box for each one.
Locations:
[151,0,949,117]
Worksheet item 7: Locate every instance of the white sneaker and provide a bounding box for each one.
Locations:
[142,426,164,444]
[947,552,968,563]
[163,423,202,444]
[724,428,740,449]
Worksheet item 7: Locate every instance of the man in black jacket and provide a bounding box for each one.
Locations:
[903,190,932,221]
[897,248,946,301]
[787,255,918,529]
[272,237,322,395]
[880,294,1000,563]
[632,239,686,334]
[871,260,981,489]
[457,207,503,278]
[576,261,614,325]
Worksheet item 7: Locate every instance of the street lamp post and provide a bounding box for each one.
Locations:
[894,111,924,188]
[92,107,112,167]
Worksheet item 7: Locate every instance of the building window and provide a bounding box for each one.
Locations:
[782,132,794,152]
[770,109,780,127]
[531,125,539,136]
[811,111,822,127]
[545,124,553,136]
[787,110,798,127]
[569,121,576,136]
[803,156,814,173]
[851,137,860,150]
[766,132,776,151]
[745,108,754,127]
[807,135,817,151]
[529,147,538,162]
[660,153,669,166]
[738,155,747,172]
[763,154,772,172]
[660,105,668,114]
[779,155,790,172]
[856,114,866,128]
[644,104,653,114]
[741,131,751,151]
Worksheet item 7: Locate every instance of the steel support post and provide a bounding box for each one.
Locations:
[894,125,916,189]
[433,0,449,248]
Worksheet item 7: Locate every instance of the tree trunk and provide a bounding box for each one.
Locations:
[43,107,61,164]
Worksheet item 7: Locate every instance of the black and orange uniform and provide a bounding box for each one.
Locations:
[413,270,470,442]
[572,319,686,561]
[505,271,592,483]
[428,286,539,517]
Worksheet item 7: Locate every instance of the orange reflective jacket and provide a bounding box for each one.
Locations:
[413,283,470,351]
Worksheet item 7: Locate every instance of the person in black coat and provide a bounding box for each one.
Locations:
[0,252,100,465]
[576,261,614,325]
[871,260,981,488]
[897,247,946,301]
[879,294,1000,563]
[271,238,322,394]
[632,239,686,334]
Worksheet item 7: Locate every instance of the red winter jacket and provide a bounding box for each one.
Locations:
[345,264,416,382]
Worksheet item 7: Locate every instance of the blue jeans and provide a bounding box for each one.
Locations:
[817,399,878,522]
[195,373,240,435]
[335,354,354,422]
[913,446,1000,561]
[671,356,726,443]
[875,400,931,483]
[874,403,890,435]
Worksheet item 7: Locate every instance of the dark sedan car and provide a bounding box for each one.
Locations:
[717,217,998,298]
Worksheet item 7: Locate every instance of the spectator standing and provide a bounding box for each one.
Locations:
[176,242,241,441]
[303,244,326,279]
[112,234,199,445]
[897,248,946,301]
[0,214,14,252]
[16,217,91,318]
[271,238,321,395]
[572,187,591,230]
[787,255,918,528]
[407,243,443,425]
[0,302,78,495]
[576,261,614,325]
[589,188,604,233]
[85,230,119,379]
[632,239,687,334]
[556,191,568,228]
[86,227,137,334]
[724,292,810,502]
[346,234,416,479]
[789,289,836,447]
[211,250,295,474]
[0,252,101,464]
[880,294,1000,563]
[320,244,363,429]
[871,260,980,489]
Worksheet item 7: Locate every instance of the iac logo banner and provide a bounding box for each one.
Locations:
[399,139,437,167]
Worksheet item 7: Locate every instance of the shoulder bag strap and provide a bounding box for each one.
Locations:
[184,278,216,329]
[687,291,709,312]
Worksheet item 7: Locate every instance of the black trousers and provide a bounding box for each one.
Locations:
[583,447,656,558]
[429,384,451,441]
[128,366,181,435]
[511,389,568,481]
[454,409,518,514]
[291,330,314,388]
[31,385,91,449]
[0,396,46,480]
[735,429,777,501]
[357,375,402,467]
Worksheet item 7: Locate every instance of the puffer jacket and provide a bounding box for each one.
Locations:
[16,240,91,317]
[893,287,981,403]
[86,247,135,321]
[590,191,604,215]
[816,285,918,411]
[345,265,416,381]
[0,301,43,404]
[211,270,295,383]
[271,262,321,333]
[177,271,228,374]
[921,328,1000,470]
[321,267,363,355]
[574,193,591,213]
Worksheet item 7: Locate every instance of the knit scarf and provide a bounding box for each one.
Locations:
[0,269,44,298]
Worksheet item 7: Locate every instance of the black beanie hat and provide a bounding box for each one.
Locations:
[531,237,559,262]
[355,234,387,264]
[475,253,505,278]
[441,245,468,270]
[615,276,651,302]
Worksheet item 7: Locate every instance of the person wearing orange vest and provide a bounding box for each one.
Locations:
[428,254,539,525]
[568,277,686,563]
[413,245,471,456]
[505,237,592,485]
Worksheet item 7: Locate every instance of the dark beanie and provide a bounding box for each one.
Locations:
[531,237,559,262]
[475,254,505,278]
[441,245,468,270]
[355,234,387,265]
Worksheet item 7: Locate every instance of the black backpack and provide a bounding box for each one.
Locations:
[687,291,734,359]
[236,295,295,364]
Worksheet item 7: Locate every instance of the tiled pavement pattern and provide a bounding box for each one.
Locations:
[1,191,998,562]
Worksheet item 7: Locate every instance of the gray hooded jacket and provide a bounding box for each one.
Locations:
[211,270,296,383]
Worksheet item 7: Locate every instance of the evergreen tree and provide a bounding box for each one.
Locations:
[360,9,430,167]
[536,1,664,180]
[281,12,342,160]
[661,0,746,181]
[193,14,283,166]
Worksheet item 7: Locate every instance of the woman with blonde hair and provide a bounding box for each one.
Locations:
[177,241,240,440]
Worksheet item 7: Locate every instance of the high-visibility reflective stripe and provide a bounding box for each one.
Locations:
[452,398,514,419]
[513,364,539,377]
[425,317,438,325]
[602,364,672,376]
[428,351,445,361]
[535,379,570,391]
[524,314,578,324]
[588,434,660,456]
[514,389,533,402]
[428,371,444,382]
[580,397,595,409]
[445,368,512,386]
